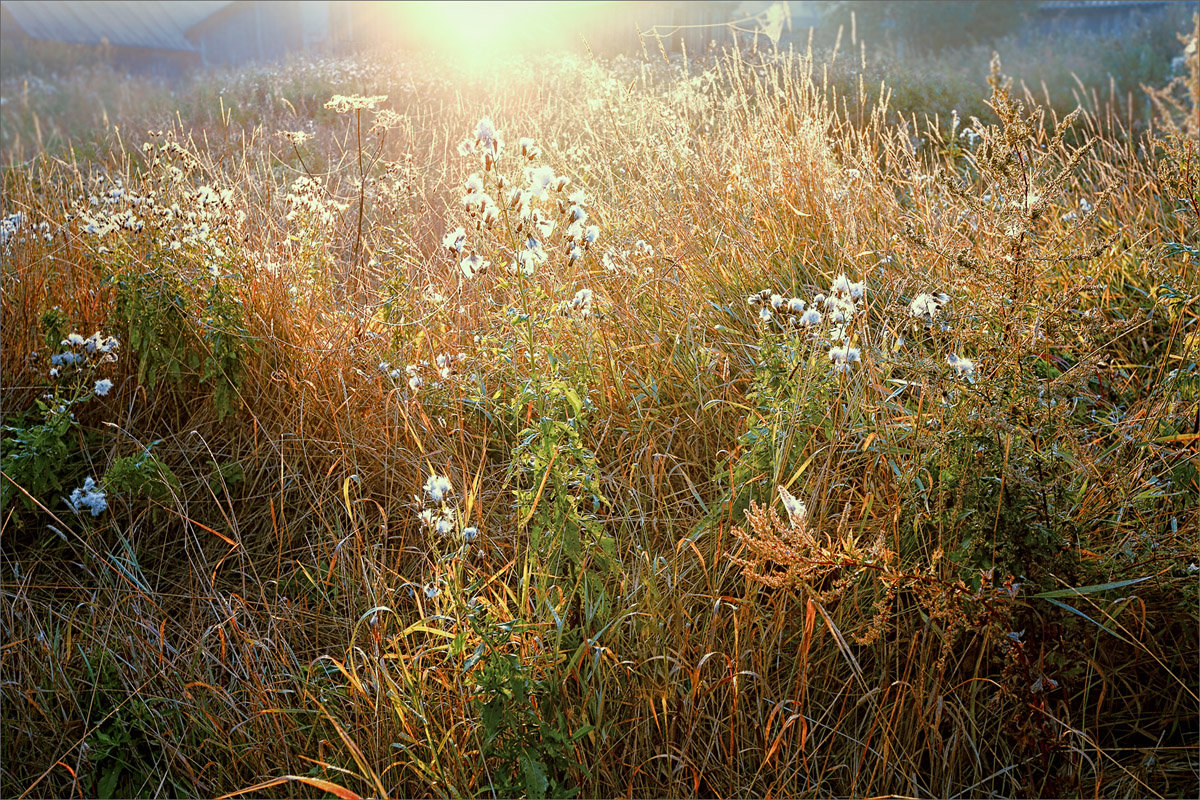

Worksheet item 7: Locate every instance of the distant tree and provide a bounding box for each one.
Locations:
[821,1,1038,54]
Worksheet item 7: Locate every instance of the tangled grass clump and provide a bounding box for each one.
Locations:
[1,23,1197,800]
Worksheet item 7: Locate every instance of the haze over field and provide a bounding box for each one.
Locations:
[1,2,1197,799]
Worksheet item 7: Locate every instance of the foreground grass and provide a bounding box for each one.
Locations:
[1,25,1197,800]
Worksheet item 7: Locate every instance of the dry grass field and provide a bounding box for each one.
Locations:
[1,11,1197,799]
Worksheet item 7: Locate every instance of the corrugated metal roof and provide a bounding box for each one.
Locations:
[1,1,233,52]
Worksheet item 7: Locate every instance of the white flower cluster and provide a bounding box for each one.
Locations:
[324,94,388,114]
[461,172,501,232]
[50,331,119,375]
[69,476,107,517]
[946,353,977,382]
[417,474,478,545]
[1,211,53,254]
[749,273,869,374]
[458,117,504,171]
[600,239,656,276]
[286,175,348,229]
[561,288,595,320]
[380,352,463,392]
[828,344,862,374]
[909,291,949,323]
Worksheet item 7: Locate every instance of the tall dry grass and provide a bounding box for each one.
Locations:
[1,21,1197,800]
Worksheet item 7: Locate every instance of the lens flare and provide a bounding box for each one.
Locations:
[404,1,585,73]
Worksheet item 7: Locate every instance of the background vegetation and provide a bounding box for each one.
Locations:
[1,10,1197,799]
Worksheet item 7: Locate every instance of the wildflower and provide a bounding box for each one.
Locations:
[787,297,805,314]
[473,117,500,152]
[582,225,599,246]
[424,474,453,503]
[830,274,865,300]
[770,293,785,311]
[462,526,479,542]
[442,226,467,253]
[324,94,387,113]
[946,353,977,382]
[759,307,773,323]
[50,351,82,367]
[828,344,861,374]
[526,164,556,201]
[571,288,594,318]
[778,485,807,528]
[460,253,489,279]
[464,173,485,195]
[93,379,113,396]
[279,129,313,146]
[68,476,107,516]
[799,309,822,327]
[909,292,945,321]
[64,333,85,347]
[517,137,540,159]
[435,517,455,537]
[746,294,762,308]
[49,368,59,379]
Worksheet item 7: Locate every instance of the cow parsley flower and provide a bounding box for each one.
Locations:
[424,474,453,503]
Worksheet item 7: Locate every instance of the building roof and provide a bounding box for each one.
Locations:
[1,0,233,52]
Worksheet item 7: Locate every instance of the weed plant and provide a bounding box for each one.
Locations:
[1,17,1197,800]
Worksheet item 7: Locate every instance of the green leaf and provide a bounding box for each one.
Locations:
[1032,576,1152,599]
[97,766,121,800]
[522,754,549,799]
[563,386,582,418]
[1041,597,1129,643]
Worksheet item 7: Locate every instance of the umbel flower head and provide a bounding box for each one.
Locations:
[324,94,388,113]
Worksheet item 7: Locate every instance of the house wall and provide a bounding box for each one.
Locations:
[190,1,306,67]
